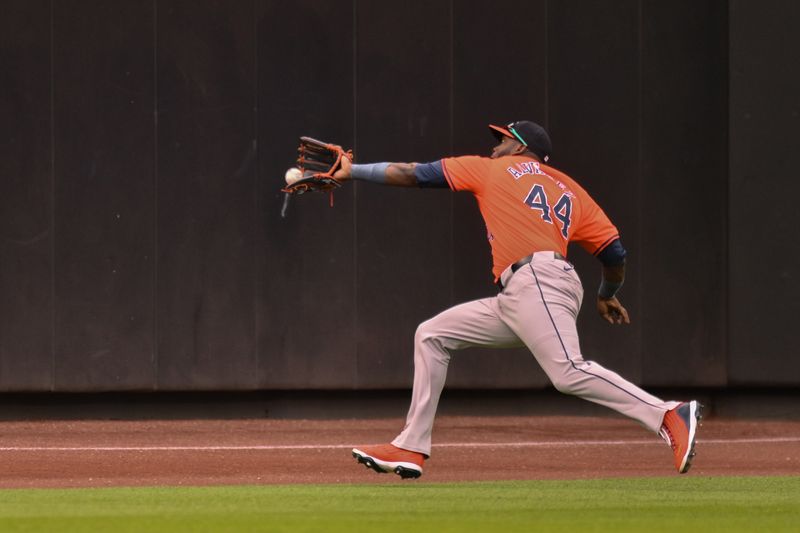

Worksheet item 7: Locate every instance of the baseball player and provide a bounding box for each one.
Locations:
[336,121,702,478]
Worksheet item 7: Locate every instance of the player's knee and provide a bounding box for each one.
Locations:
[550,372,581,395]
[552,379,577,395]
[414,319,439,346]
[414,320,451,366]
[550,361,596,395]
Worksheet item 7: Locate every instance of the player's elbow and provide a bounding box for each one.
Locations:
[386,163,418,187]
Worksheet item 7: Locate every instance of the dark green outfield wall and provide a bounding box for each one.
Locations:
[0,1,796,391]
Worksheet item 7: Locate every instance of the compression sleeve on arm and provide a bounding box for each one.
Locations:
[414,160,448,188]
[598,278,624,299]
[350,163,390,184]
[596,238,627,267]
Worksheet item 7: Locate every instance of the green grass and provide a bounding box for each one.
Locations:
[0,477,797,532]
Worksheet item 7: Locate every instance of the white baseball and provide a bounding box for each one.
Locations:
[285,167,302,185]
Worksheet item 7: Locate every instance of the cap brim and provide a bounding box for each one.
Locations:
[488,124,513,142]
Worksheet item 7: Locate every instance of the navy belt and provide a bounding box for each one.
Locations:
[511,252,567,273]
[497,252,568,290]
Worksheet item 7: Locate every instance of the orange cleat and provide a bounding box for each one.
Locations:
[659,400,703,474]
[352,444,425,479]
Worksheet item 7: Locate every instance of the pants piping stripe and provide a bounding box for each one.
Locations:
[527,263,662,410]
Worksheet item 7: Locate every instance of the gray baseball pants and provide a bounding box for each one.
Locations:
[392,251,679,457]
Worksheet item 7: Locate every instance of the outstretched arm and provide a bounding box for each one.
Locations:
[334,157,447,188]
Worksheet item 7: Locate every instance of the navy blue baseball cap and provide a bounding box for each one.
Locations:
[489,120,552,162]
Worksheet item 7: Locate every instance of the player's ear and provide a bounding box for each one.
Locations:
[511,142,528,156]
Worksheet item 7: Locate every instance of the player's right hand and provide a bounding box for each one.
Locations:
[597,296,630,325]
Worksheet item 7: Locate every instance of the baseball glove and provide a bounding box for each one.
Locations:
[281,136,353,195]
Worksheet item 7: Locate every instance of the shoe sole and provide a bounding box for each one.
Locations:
[679,401,704,474]
[352,448,422,479]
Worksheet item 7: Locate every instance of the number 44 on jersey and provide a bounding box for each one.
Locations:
[524,184,572,239]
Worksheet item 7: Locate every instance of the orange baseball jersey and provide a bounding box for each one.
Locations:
[441,155,619,280]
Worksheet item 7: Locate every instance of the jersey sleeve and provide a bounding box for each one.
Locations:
[571,190,620,256]
[414,160,449,188]
[441,156,493,194]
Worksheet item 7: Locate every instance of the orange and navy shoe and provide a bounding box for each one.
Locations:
[352,444,424,479]
[659,400,703,474]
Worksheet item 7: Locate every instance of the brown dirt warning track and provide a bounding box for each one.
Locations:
[0,415,798,488]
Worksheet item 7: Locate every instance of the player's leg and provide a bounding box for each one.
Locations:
[353,296,520,476]
[499,256,678,433]
[390,297,522,456]
[503,256,701,473]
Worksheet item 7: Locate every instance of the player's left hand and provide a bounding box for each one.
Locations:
[332,155,352,181]
[597,296,630,325]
